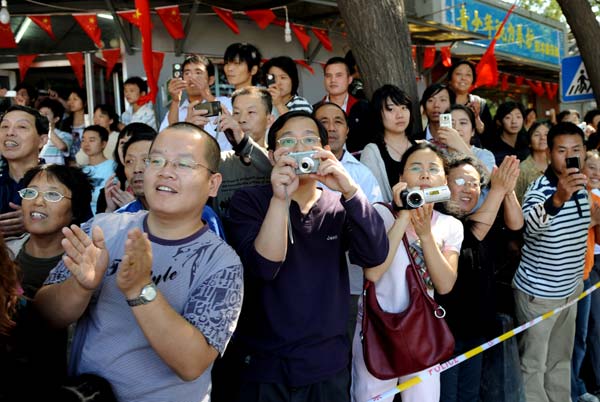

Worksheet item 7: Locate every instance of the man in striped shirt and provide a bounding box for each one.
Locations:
[513,122,591,402]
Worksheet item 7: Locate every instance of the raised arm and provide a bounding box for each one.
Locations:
[34,225,109,327]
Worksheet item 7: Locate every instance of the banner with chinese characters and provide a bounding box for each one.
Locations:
[443,0,563,66]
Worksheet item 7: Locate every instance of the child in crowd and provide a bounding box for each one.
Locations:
[120,76,157,130]
[80,125,115,214]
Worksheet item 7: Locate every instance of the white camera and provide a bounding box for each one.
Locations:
[439,113,452,128]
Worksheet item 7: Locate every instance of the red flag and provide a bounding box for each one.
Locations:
[156,5,185,40]
[291,24,311,51]
[472,3,517,89]
[17,54,38,80]
[117,10,142,28]
[311,27,332,52]
[245,9,276,30]
[29,15,56,40]
[102,48,121,80]
[151,51,165,87]
[294,59,315,75]
[73,14,103,48]
[0,23,15,48]
[501,74,509,91]
[423,47,436,69]
[136,0,157,105]
[66,52,85,87]
[515,76,524,86]
[212,7,240,35]
[441,46,452,67]
[545,82,558,100]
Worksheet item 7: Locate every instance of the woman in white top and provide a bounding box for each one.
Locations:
[352,142,463,402]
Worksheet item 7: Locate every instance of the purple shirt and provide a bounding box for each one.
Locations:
[228,185,388,386]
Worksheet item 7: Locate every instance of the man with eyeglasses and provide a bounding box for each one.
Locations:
[224,111,388,402]
[35,122,244,402]
[0,105,48,237]
[160,54,233,151]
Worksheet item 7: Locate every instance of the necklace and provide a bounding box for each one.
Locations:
[385,136,409,159]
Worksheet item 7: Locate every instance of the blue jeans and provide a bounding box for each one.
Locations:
[572,278,592,400]
[440,336,484,402]
[588,260,600,391]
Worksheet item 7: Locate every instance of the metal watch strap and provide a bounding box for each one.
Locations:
[126,282,156,307]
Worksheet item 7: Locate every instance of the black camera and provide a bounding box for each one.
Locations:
[172,63,182,79]
[266,73,276,87]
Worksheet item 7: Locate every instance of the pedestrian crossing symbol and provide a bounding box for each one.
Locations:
[561,55,595,102]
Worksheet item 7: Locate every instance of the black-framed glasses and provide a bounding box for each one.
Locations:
[144,155,215,174]
[18,188,71,202]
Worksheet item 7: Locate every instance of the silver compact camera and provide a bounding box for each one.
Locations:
[399,185,451,209]
[289,151,320,175]
[439,113,452,128]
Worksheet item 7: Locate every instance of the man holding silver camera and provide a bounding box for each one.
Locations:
[225,111,388,402]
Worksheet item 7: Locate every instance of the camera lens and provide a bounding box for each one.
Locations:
[299,157,314,173]
[407,192,423,208]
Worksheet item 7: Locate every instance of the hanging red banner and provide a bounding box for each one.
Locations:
[545,82,558,100]
[73,14,103,48]
[423,47,436,69]
[290,23,311,51]
[28,15,56,41]
[515,76,524,86]
[156,5,185,40]
[102,48,121,80]
[0,23,16,48]
[294,59,315,74]
[440,46,452,67]
[135,0,157,104]
[526,79,545,97]
[212,7,240,34]
[501,74,509,91]
[311,27,332,52]
[17,54,38,80]
[66,52,84,87]
[245,9,276,30]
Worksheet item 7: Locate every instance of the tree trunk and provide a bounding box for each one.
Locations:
[556,0,600,105]
[337,0,422,133]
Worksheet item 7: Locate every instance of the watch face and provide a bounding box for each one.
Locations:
[141,284,157,301]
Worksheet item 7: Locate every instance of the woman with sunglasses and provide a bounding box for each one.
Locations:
[6,164,93,298]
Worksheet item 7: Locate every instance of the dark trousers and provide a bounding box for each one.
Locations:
[237,368,350,402]
[440,336,485,402]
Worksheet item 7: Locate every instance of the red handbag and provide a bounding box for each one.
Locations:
[361,234,455,380]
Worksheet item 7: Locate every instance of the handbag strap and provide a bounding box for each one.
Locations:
[402,231,447,319]
[370,202,446,318]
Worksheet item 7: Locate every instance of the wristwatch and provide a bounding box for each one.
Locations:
[126,282,158,307]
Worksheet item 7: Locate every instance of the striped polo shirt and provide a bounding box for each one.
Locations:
[513,168,590,299]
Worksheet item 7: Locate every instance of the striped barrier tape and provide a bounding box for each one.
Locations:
[366,280,600,402]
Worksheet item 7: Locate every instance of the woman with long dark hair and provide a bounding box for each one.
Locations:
[361,84,416,202]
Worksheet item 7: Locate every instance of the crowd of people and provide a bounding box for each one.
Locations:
[1,41,600,402]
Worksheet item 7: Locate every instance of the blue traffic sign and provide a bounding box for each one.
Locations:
[561,55,595,103]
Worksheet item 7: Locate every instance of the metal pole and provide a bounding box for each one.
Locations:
[113,71,122,115]
[84,52,95,118]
